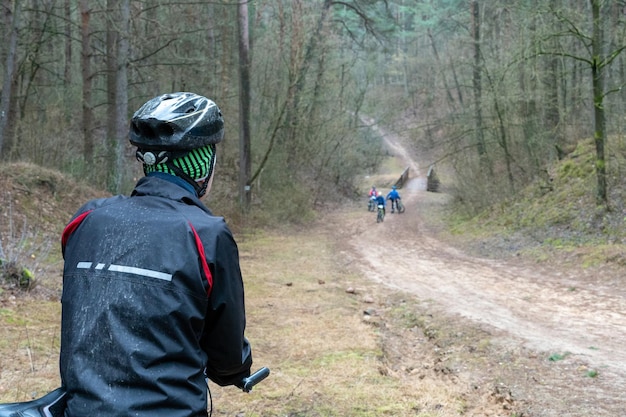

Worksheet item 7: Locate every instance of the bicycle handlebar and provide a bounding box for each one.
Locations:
[241,367,270,392]
[0,367,271,417]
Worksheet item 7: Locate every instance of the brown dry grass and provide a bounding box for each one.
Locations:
[209,229,426,416]
[0,296,61,400]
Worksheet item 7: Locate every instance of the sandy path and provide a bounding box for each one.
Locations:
[347,120,626,390]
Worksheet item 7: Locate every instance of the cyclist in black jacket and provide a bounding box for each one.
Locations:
[59,92,253,417]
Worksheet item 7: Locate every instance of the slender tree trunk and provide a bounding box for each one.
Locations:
[546,0,563,158]
[106,0,119,189]
[590,0,607,205]
[450,57,464,106]
[546,55,562,153]
[80,0,94,166]
[249,100,288,186]
[64,0,72,86]
[471,1,486,158]
[494,95,515,192]
[428,29,455,110]
[285,0,332,160]
[237,0,252,211]
[114,0,130,193]
[0,0,20,159]
[143,0,160,94]
[218,6,232,100]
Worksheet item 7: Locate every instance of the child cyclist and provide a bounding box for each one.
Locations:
[367,186,377,211]
[375,191,386,215]
[386,185,401,213]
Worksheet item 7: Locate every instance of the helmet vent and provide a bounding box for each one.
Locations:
[157,123,174,137]
[132,120,174,140]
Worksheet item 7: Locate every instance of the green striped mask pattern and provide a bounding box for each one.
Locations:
[145,144,214,181]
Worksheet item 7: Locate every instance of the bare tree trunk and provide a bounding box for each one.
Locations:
[284,0,332,166]
[450,57,464,106]
[114,0,130,193]
[471,1,486,158]
[80,0,94,166]
[546,0,563,158]
[590,0,607,205]
[0,0,20,159]
[237,0,251,212]
[106,0,119,190]
[218,6,232,101]
[494,94,515,192]
[64,0,72,86]
[428,28,455,110]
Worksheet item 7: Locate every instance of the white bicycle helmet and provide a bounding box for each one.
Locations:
[129,92,224,151]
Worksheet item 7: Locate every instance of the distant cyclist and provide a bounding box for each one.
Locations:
[375,191,386,216]
[386,185,401,213]
[367,186,378,211]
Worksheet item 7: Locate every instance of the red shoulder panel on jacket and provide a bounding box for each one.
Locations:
[189,223,213,297]
[61,210,92,250]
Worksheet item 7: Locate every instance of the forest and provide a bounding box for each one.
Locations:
[1,0,626,222]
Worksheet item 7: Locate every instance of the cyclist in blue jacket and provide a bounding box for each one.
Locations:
[375,191,386,216]
[386,185,401,213]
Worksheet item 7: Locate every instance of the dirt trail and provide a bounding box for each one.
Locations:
[343,121,626,414]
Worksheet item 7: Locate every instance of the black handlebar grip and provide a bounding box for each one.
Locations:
[242,367,270,392]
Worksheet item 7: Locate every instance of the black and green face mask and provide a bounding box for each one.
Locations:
[143,144,215,181]
[138,143,216,197]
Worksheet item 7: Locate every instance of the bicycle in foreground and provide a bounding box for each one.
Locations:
[0,367,270,417]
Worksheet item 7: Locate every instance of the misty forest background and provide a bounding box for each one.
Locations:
[1,0,626,225]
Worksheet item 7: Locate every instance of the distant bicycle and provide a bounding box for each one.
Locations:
[388,197,404,214]
[367,195,376,212]
[376,204,385,223]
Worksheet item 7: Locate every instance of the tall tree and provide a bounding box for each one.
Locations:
[79,0,94,167]
[64,0,72,86]
[237,0,251,212]
[0,0,20,159]
[106,0,119,185]
[545,0,563,158]
[471,1,486,159]
[590,0,607,205]
[114,0,130,193]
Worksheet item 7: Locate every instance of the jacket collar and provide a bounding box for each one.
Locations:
[131,174,212,214]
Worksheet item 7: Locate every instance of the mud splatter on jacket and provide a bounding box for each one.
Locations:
[60,175,252,417]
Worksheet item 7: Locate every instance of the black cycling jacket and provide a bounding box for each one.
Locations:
[59,175,252,417]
